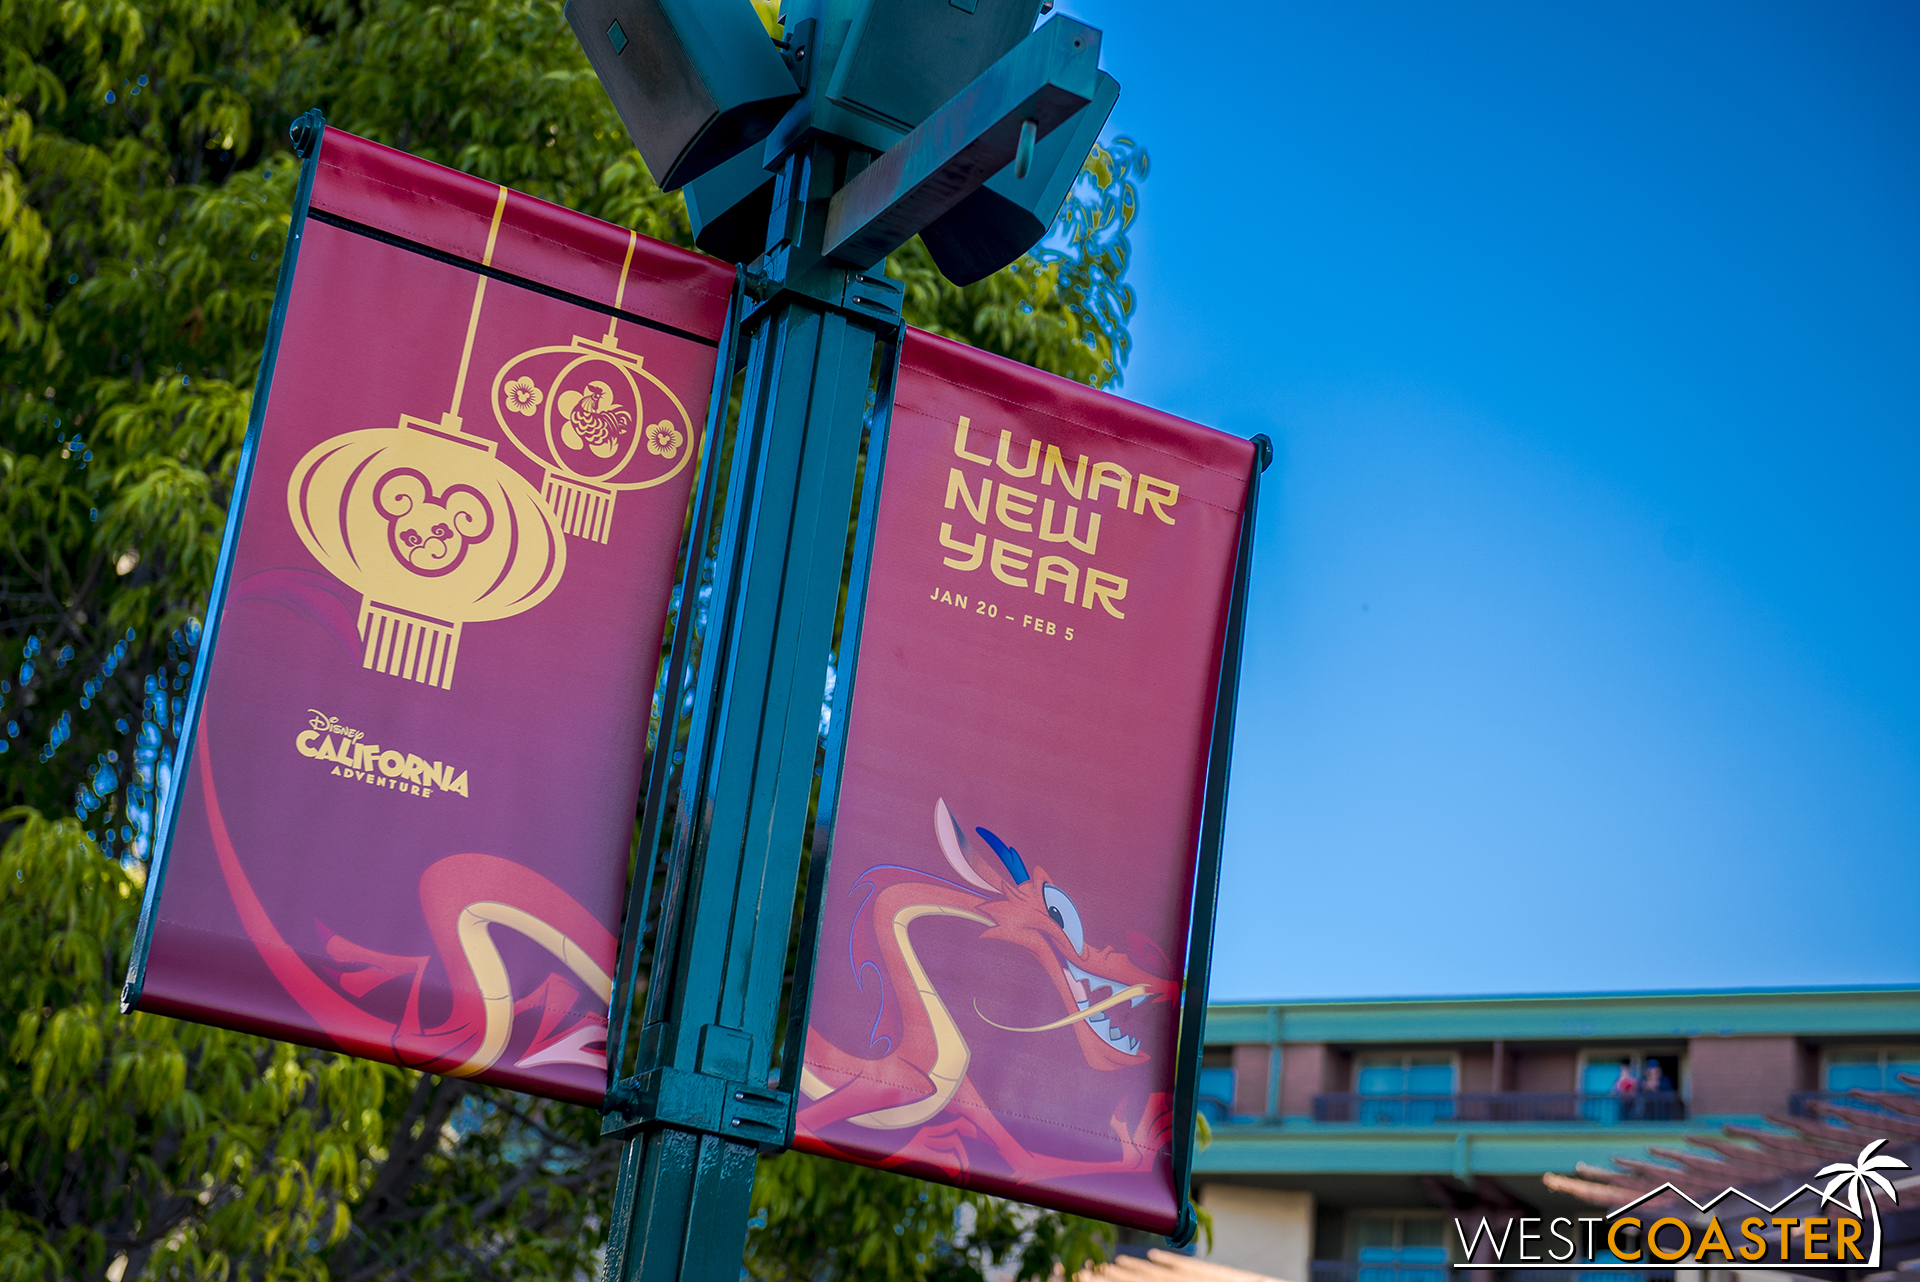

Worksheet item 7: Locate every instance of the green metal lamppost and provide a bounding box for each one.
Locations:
[560,1,1122,1277]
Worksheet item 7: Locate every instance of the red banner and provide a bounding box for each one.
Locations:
[792,331,1258,1231]
[126,128,730,1104]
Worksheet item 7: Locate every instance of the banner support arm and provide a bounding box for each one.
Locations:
[604,269,751,1095]
[1165,432,1270,1248]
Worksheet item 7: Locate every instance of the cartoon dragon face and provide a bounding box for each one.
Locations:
[934,799,1178,1071]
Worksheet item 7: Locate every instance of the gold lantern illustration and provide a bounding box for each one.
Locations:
[490,328,697,544]
[287,414,566,690]
[280,186,592,691]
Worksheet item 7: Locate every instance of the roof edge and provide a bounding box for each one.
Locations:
[1206,983,1920,1011]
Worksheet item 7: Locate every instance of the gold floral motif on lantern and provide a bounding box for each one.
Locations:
[490,333,697,544]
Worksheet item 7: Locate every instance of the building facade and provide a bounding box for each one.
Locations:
[1189,986,1920,1281]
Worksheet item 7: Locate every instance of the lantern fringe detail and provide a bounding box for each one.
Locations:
[543,473,616,544]
[359,601,462,689]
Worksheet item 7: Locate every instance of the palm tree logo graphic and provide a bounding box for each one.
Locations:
[1818,1139,1910,1267]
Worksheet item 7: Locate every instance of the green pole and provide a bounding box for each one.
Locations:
[597,138,903,1282]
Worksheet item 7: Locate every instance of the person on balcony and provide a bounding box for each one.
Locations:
[1640,1060,1668,1119]
[1611,1062,1638,1121]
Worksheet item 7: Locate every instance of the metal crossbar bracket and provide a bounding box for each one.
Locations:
[603,1068,792,1148]
[742,267,905,336]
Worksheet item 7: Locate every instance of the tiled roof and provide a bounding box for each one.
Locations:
[1079,1248,1287,1282]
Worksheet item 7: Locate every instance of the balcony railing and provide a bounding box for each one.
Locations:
[1311,1263,1673,1282]
[1788,1089,1917,1118]
[1311,1259,1446,1282]
[1311,1092,1686,1124]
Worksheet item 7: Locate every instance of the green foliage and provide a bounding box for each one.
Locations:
[891,137,1147,389]
[747,1152,1110,1282]
[0,0,1145,856]
[0,815,1127,1281]
[0,0,1149,1277]
[326,1077,617,1281]
[1,809,388,1279]
[2,0,312,840]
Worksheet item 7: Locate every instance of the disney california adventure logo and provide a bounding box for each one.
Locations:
[1456,1139,1909,1270]
[293,709,470,800]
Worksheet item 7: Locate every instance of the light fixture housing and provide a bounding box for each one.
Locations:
[919,69,1119,286]
[565,0,802,190]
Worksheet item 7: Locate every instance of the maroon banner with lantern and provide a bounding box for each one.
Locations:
[792,330,1258,1232]
[124,126,733,1104]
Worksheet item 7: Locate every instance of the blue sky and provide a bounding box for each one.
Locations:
[1058,1,1920,998]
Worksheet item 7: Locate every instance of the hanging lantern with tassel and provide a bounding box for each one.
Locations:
[288,413,566,690]
[490,328,697,544]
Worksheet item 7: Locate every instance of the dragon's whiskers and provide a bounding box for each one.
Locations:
[973,984,1151,1034]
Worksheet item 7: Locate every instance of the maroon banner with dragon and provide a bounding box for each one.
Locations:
[126,128,731,1104]
[793,330,1258,1231]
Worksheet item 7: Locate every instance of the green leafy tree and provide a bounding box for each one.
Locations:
[1,808,390,1279]
[0,0,1142,851]
[0,1,1148,1277]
